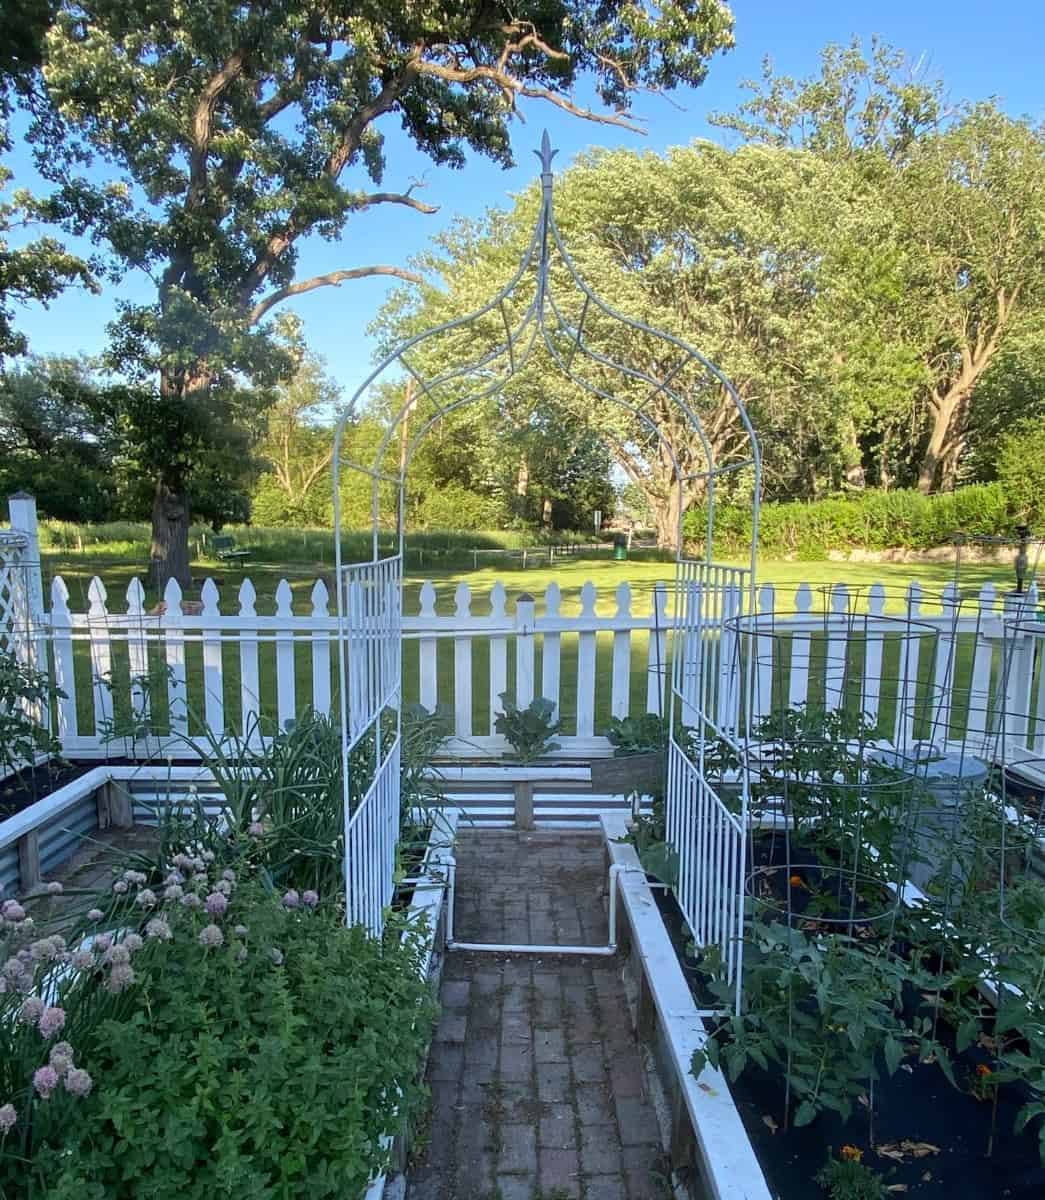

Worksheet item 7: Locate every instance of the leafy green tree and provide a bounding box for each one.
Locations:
[712,39,1045,493]
[252,337,342,527]
[0,356,116,519]
[0,0,93,365]
[377,140,853,545]
[29,0,735,585]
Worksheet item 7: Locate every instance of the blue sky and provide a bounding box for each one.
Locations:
[5,0,1044,401]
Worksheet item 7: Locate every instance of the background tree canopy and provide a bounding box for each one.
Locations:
[5,0,735,583]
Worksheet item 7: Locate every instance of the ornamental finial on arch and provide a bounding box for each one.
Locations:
[535,130,558,190]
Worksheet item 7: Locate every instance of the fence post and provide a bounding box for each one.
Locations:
[453,583,473,738]
[7,493,46,701]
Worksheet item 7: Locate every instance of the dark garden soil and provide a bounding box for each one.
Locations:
[651,878,1044,1199]
[0,759,96,821]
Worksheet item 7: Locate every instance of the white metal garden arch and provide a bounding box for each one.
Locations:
[332,133,761,1003]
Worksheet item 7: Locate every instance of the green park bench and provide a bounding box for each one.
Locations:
[210,533,251,563]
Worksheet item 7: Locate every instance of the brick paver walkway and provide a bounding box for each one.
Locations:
[408,830,669,1200]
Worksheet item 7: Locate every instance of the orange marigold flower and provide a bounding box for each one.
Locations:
[840,1145,863,1162]
[976,1064,992,1078]
[789,874,805,888]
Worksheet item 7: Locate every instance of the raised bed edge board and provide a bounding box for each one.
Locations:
[601,813,772,1200]
[366,811,456,1200]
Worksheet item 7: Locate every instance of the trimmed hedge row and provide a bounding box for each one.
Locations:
[684,483,1012,559]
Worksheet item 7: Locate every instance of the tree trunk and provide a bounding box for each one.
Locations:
[917,390,962,494]
[653,485,683,552]
[150,472,192,593]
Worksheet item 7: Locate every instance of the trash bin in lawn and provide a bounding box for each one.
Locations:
[613,533,628,561]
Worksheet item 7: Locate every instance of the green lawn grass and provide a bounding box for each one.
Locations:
[44,542,1018,744]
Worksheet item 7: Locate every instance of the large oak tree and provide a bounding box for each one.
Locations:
[27,0,734,586]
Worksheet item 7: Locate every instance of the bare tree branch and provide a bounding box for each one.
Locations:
[249,264,425,324]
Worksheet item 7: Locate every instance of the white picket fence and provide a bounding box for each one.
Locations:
[37,573,673,759]
[23,568,1045,767]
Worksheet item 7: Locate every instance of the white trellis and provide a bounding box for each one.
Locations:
[331,132,761,981]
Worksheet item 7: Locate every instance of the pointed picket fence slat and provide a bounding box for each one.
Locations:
[542,583,562,721]
[238,579,261,742]
[200,578,224,735]
[453,583,472,737]
[488,582,508,735]
[310,579,331,718]
[575,582,598,737]
[49,578,77,739]
[87,578,113,737]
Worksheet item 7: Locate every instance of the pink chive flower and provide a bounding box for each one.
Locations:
[202,851,215,864]
[164,884,184,901]
[205,893,228,918]
[172,854,193,871]
[49,1042,74,1075]
[87,908,104,922]
[107,963,135,993]
[71,949,95,971]
[64,1068,93,1097]
[29,938,60,963]
[93,934,112,952]
[282,890,300,910]
[248,821,264,837]
[180,893,201,909]
[33,1067,58,1099]
[18,997,43,1024]
[198,925,224,949]
[233,925,248,938]
[269,947,284,966]
[2,901,25,923]
[215,880,232,896]
[105,944,131,967]
[2,958,24,981]
[123,933,143,953]
[222,869,236,883]
[136,889,157,908]
[38,1007,66,1039]
[45,881,63,896]
[164,871,184,885]
[112,881,129,895]
[302,890,319,909]
[145,917,172,941]
[0,1103,16,1133]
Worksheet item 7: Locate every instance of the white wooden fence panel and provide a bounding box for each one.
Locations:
[30,568,1045,766]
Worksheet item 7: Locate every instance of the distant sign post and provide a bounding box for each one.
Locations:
[594,509,602,533]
